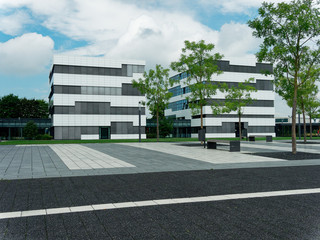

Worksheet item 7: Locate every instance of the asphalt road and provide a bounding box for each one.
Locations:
[1,166,320,239]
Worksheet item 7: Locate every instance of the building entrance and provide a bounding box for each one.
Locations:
[100,127,110,139]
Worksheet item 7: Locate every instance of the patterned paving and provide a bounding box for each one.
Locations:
[48,144,135,170]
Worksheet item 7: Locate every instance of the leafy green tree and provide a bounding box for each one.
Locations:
[23,121,38,139]
[0,94,21,118]
[248,0,320,154]
[218,78,257,140]
[276,64,320,143]
[0,94,49,118]
[149,108,173,138]
[305,92,320,139]
[132,64,173,142]
[170,40,223,131]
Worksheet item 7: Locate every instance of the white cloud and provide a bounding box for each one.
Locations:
[0,0,262,72]
[0,10,32,36]
[216,22,262,59]
[0,33,54,75]
[199,0,290,14]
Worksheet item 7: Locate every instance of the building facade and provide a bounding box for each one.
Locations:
[49,55,146,140]
[165,59,275,138]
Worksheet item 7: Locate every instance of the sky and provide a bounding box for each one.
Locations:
[0,0,292,117]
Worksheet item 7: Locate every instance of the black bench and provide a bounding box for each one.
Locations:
[207,140,240,152]
[248,135,272,142]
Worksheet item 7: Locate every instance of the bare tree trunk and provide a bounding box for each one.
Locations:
[310,114,313,140]
[302,103,306,144]
[239,112,242,141]
[292,76,298,154]
[156,110,159,142]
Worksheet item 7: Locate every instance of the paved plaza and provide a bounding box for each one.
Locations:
[1,140,320,239]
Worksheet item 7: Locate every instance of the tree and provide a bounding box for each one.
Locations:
[248,0,320,154]
[170,40,223,132]
[218,78,257,140]
[305,92,320,139]
[276,63,320,143]
[149,108,173,138]
[0,94,49,118]
[23,121,38,139]
[132,64,173,142]
[0,94,21,118]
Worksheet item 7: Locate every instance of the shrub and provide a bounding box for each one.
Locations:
[23,121,38,140]
[41,134,53,140]
[35,134,53,140]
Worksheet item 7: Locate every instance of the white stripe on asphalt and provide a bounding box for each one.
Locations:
[1,187,320,220]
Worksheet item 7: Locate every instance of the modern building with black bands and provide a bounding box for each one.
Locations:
[49,55,146,140]
[165,59,275,138]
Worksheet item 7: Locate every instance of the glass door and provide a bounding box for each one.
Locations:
[100,127,110,139]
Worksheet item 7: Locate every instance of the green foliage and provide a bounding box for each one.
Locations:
[0,94,21,118]
[248,0,320,153]
[23,121,38,140]
[170,40,223,128]
[35,134,53,140]
[217,78,257,139]
[0,94,49,118]
[218,78,257,114]
[132,64,173,141]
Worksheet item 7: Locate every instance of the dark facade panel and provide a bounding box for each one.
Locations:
[110,107,145,115]
[54,126,81,139]
[216,61,273,74]
[81,126,99,134]
[256,80,273,90]
[111,122,145,134]
[192,114,274,119]
[206,99,274,107]
[248,126,275,133]
[51,64,145,79]
[54,103,146,115]
[206,122,235,133]
[121,83,143,96]
[170,60,273,81]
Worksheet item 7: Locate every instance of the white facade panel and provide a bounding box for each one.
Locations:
[111,134,146,140]
[53,55,145,68]
[167,59,275,137]
[53,115,146,127]
[53,94,145,107]
[50,55,146,140]
[53,73,143,87]
[81,134,99,140]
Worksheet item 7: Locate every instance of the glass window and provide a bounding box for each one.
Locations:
[93,87,99,95]
[87,87,93,95]
[98,87,104,95]
[81,86,87,94]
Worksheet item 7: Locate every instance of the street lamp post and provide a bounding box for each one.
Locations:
[138,101,141,143]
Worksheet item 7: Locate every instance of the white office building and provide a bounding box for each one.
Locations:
[165,59,275,138]
[49,55,146,140]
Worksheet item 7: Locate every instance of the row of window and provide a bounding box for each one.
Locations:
[167,99,274,112]
[168,80,273,98]
[168,100,189,111]
[169,61,273,81]
[52,102,146,115]
[49,64,145,82]
[52,84,142,96]
[168,86,191,97]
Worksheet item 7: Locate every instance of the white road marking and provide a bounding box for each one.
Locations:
[1,187,320,220]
